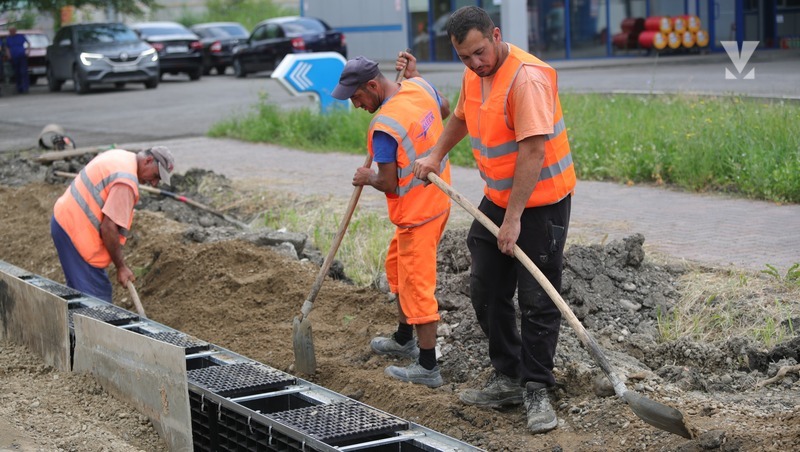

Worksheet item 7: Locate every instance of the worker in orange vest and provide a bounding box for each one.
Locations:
[409,6,576,434]
[332,56,451,388]
[51,147,175,302]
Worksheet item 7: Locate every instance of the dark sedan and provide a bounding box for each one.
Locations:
[231,16,347,78]
[131,21,203,80]
[190,22,249,75]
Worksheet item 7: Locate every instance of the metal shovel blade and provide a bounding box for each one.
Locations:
[622,390,694,439]
[292,315,316,375]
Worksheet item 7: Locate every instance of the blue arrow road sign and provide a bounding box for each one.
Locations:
[271,53,350,113]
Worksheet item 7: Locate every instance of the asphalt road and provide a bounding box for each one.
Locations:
[1,51,797,153]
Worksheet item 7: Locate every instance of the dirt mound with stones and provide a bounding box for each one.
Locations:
[0,156,798,451]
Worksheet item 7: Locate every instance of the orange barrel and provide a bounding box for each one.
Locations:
[645,16,672,33]
[667,31,681,49]
[681,30,695,48]
[638,30,668,50]
[678,15,701,32]
[672,16,687,33]
[695,29,709,47]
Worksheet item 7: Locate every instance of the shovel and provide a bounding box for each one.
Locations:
[293,62,409,375]
[292,153,372,375]
[426,172,694,439]
[53,171,249,229]
[126,280,147,318]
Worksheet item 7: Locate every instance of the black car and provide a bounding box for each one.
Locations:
[131,21,203,80]
[190,22,249,75]
[46,22,159,94]
[231,16,347,78]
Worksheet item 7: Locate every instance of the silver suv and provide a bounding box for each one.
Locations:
[46,22,160,94]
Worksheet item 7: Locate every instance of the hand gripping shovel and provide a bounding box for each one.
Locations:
[292,63,408,375]
[292,153,372,375]
[426,172,694,439]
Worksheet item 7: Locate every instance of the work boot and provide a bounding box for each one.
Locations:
[458,372,523,408]
[385,362,443,388]
[523,382,558,434]
[370,336,419,359]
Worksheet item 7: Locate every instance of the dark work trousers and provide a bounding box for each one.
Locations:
[467,195,571,387]
[11,55,28,93]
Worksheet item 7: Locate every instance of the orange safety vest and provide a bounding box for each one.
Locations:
[462,44,576,208]
[368,77,451,227]
[53,149,140,268]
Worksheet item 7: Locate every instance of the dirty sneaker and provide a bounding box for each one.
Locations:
[370,336,420,359]
[523,382,558,434]
[459,372,523,407]
[385,362,443,388]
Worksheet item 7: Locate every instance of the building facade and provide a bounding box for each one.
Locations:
[302,0,800,61]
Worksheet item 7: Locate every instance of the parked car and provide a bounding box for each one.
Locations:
[130,21,203,80]
[0,29,50,85]
[190,21,249,75]
[231,16,347,78]
[46,22,159,94]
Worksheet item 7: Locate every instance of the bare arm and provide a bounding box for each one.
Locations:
[100,216,134,285]
[352,161,398,194]
[438,94,451,120]
[496,135,546,256]
[413,114,468,180]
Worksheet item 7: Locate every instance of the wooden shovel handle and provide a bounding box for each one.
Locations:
[126,280,147,318]
[426,173,627,394]
[299,154,372,318]
[298,62,407,319]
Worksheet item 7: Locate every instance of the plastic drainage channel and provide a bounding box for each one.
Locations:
[188,362,296,398]
[1,260,482,452]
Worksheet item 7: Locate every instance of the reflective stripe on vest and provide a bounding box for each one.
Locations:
[370,113,449,196]
[368,77,451,227]
[72,169,138,235]
[463,44,576,208]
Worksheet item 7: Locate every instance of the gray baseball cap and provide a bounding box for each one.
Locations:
[149,146,175,186]
[331,56,381,100]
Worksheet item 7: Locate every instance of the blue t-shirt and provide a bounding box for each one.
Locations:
[6,34,28,59]
[371,81,444,164]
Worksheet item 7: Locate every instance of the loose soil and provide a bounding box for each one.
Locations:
[0,153,798,451]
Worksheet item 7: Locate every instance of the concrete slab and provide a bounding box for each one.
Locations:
[72,315,192,451]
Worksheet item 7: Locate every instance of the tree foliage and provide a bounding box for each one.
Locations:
[1,0,160,30]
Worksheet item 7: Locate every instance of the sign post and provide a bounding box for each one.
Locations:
[271,52,350,113]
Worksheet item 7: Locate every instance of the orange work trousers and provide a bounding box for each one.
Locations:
[385,210,449,325]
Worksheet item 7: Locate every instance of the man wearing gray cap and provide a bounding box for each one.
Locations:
[51,147,175,302]
[332,55,451,388]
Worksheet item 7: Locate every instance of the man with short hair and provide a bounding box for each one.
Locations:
[409,5,576,433]
[51,147,175,302]
[5,27,29,94]
[332,56,451,388]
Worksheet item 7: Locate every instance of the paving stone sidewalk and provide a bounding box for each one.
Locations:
[125,136,799,273]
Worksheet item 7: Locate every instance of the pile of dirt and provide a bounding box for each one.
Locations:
[1,156,799,451]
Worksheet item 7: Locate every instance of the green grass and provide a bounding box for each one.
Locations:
[211,92,800,204]
[656,267,800,348]
[563,94,800,203]
[258,196,394,286]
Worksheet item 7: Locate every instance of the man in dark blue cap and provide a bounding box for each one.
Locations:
[332,55,452,388]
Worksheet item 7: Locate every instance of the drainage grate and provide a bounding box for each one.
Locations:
[69,305,139,329]
[270,400,408,445]
[188,363,296,397]
[26,278,83,299]
[140,331,209,354]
